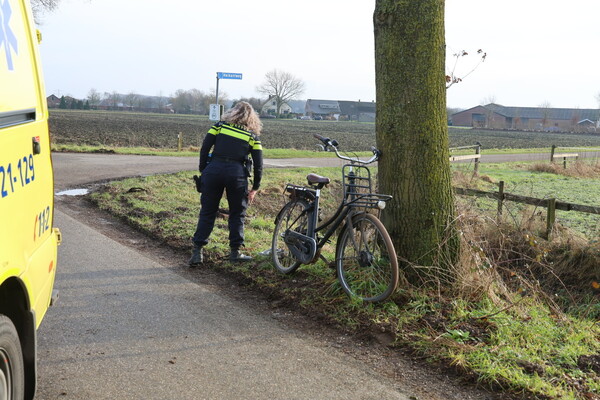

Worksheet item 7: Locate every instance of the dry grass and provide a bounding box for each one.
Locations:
[411,169,600,318]
[449,191,599,319]
[529,160,600,178]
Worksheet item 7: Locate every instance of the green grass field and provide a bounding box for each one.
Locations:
[458,162,600,240]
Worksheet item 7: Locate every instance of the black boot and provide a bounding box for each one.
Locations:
[229,248,252,262]
[188,246,203,267]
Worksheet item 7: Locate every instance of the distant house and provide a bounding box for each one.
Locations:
[305,99,341,119]
[47,95,79,109]
[451,103,600,132]
[338,100,376,122]
[93,96,173,113]
[261,96,292,115]
[46,94,61,108]
[305,99,376,121]
[96,98,132,111]
[287,100,306,115]
[577,119,597,131]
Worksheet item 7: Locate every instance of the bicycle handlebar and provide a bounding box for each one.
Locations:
[313,133,381,164]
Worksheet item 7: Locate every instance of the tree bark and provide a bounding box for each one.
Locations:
[374,0,457,278]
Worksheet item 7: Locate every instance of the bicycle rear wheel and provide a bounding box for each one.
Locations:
[272,199,309,274]
[336,213,398,302]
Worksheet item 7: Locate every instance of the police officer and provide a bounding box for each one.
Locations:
[189,101,263,266]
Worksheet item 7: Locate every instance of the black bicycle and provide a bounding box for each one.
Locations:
[271,134,399,302]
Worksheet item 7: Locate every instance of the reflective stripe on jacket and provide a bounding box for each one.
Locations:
[199,122,263,190]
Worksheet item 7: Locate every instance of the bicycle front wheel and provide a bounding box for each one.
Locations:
[272,199,309,274]
[336,213,398,302]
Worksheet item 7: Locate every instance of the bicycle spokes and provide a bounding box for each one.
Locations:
[272,200,309,274]
[336,214,398,302]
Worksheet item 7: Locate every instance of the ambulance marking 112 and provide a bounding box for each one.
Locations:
[34,205,50,240]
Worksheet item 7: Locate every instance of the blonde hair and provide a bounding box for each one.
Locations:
[221,101,263,135]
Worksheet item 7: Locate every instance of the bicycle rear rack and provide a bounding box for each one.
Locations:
[284,183,316,201]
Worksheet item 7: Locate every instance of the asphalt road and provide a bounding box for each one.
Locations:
[50,153,346,190]
[40,153,418,400]
[50,151,600,190]
[38,210,412,399]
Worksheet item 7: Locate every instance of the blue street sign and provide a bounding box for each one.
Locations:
[217,72,242,80]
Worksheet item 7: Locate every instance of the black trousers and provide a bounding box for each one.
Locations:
[192,161,248,249]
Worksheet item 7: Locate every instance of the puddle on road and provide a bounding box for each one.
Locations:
[56,188,89,196]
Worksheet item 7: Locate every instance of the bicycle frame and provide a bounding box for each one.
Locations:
[312,188,353,249]
[282,183,350,264]
[283,161,386,264]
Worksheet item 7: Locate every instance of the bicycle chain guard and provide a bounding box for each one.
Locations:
[283,230,317,264]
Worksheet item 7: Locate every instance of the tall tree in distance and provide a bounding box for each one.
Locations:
[538,101,552,130]
[87,88,102,107]
[171,89,192,114]
[105,91,122,110]
[374,0,457,280]
[232,97,264,113]
[256,69,305,117]
[188,89,207,114]
[124,92,139,109]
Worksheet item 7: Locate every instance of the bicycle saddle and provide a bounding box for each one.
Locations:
[306,173,330,185]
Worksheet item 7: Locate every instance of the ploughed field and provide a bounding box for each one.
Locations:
[49,109,600,151]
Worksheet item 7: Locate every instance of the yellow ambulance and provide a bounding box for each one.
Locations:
[0,0,60,398]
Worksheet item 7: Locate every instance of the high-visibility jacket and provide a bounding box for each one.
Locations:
[199,122,263,190]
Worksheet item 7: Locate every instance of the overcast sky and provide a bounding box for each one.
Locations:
[36,0,600,110]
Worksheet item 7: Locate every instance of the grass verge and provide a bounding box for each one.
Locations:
[52,142,579,158]
[89,165,600,400]
[51,143,351,159]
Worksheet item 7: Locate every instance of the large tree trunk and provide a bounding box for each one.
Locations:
[374,0,457,279]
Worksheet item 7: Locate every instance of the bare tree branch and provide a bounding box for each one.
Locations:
[256,69,305,116]
[446,49,486,89]
[30,0,61,23]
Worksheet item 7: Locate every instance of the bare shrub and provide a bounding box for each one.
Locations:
[407,190,600,318]
[452,169,496,190]
[529,160,600,178]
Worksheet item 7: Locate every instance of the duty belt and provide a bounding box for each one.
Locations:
[212,155,244,163]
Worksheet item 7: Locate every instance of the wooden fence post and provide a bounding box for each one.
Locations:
[474,143,481,173]
[550,144,556,163]
[497,181,504,220]
[178,132,183,152]
[545,198,556,240]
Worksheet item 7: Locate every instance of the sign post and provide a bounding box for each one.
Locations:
[211,72,243,121]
